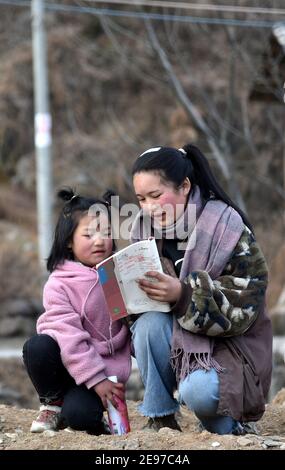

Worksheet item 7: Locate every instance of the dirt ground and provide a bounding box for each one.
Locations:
[0,391,285,451]
[1,358,285,451]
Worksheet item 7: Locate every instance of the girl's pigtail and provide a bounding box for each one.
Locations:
[57,187,79,218]
[102,188,117,206]
[57,187,78,203]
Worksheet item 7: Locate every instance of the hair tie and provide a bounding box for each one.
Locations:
[178,148,186,156]
[139,147,161,158]
[69,194,78,202]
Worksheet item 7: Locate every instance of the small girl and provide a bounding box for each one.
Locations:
[23,188,131,434]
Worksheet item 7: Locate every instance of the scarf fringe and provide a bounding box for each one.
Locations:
[170,348,224,383]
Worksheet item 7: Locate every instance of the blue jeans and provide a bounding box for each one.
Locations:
[131,311,237,435]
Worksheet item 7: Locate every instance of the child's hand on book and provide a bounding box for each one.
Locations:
[137,271,182,303]
[94,379,125,409]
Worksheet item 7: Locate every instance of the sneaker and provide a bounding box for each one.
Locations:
[143,414,182,432]
[240,421,259,435]
[232,421,259,436]
[232,421,247,436]
[30,405,63,433]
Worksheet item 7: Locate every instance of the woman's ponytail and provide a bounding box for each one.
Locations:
[183,144,253,232]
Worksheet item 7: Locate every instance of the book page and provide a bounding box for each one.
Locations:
[114,239,170,314]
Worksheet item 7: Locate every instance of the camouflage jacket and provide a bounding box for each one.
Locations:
[173,227,268,337]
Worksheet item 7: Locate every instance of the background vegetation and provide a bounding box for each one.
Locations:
[0,0,284,312]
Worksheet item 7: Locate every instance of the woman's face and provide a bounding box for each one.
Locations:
[133,171,191,227]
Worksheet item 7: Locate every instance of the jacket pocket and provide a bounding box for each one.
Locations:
[243,363,265,420]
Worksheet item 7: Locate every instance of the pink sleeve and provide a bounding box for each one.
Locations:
[37,281,107,388]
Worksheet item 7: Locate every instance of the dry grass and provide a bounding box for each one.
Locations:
[0,220,42,304]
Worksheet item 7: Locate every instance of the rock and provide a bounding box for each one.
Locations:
[211,441,221,447]
[269,435,285,441]
[237,437,253,447]
[5,433,17,440]
[158,427,178,434]
[43,430,56,437]
[64,427,74,433]
[263,439,282,448]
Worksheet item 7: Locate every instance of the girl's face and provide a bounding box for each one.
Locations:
[133,171,191,227]
[70,213,113,267]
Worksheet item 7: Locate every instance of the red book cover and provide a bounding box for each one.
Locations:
[97,257,128,321]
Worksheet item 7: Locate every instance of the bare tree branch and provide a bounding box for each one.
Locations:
[144,18,247,211]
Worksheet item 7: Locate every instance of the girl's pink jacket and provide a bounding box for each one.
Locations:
[37,260,131,389]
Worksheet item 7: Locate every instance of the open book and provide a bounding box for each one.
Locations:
[96,238,171,321]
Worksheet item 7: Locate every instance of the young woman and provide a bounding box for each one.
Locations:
[130,144,272,435]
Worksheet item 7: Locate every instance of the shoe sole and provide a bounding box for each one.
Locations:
[30,422,56,433]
